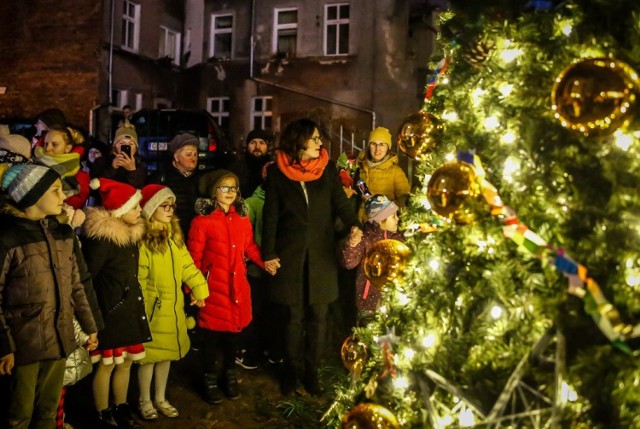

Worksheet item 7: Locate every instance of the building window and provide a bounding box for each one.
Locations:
[112,89,129,108]
[210,14,234,60]
[159,26,181,65]
[251,96,273,130]
[325,3,350,56]
[208,97,230,131]
[122,0,140,52]
[134,92,143,111]
[273,8,297,57]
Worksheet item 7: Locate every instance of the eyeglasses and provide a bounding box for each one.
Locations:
[308,136,322,144]
[160,204,177,212]
[217,186,239,193]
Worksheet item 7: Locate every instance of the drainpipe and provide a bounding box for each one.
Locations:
[108,0,115,105]
[248,5,376,130]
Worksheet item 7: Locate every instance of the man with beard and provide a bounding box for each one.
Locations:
[229,129,273,197]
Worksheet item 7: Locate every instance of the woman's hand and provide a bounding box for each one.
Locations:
[0,353,14,376]
[264,258,281,276]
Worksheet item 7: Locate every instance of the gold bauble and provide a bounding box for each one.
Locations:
[341,403,400,429]
[551,58,640,135]
[341,336,368,373]
[397,111,442,159]
[363,239,411,288]
[427,161,481,224]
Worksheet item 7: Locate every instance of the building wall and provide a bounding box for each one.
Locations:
[0,0,103,128]
[185,0,436,153]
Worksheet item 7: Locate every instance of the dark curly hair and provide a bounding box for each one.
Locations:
[278,118,321,164]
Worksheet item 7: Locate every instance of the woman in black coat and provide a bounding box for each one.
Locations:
[262,118,360,395]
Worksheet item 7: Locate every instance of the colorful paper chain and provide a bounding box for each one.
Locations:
[423,152,640,354]
[424,57,451,102]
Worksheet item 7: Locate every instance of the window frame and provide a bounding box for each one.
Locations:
[207,96,230,130]
[210,13,235,60]
[250,96,273,130]
[121,0,141,52]
[272,7,298,56]
[324,3,350,56]
[159,26,181,65]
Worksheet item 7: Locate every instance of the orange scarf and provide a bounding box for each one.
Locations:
[276,148,329,182]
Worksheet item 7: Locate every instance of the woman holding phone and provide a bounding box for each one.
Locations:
[90,123,147,193]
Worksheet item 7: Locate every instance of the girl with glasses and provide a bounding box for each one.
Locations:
[135,184,209,420]
[188,170,270,404]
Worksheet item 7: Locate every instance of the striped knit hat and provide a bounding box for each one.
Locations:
[0,164,61,209]
[89,178,142,217]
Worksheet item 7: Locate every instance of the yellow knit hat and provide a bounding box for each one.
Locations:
[368,127,392,149]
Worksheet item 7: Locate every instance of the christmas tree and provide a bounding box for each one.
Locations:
[326,0,640,428]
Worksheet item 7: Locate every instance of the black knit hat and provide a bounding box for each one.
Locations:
[245,129,272,146]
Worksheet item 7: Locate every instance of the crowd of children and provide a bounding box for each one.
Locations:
[0,115,409,428]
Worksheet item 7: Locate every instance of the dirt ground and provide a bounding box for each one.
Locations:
[63,346,345,429]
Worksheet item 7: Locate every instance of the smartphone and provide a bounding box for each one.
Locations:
[120,144,132,157]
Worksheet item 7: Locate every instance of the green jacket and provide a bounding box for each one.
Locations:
[137,218,209,363]
[245,185,265,278]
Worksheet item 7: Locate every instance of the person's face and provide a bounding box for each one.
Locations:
[88,148,103,164]
[247,138,268,158]
[151,198,175,224]
[44,130,72,155]
[214,177,238,210]
[24,178,65,219]
[120,203,142,225]
[114,137,137,156]
[369,141,389,162]
[173,145,198,172]
[123,107,133,120]
[379,212,399,233]
[299,129,323,161]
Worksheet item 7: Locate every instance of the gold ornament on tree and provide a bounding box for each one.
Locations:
[363,239,411,288]
[551,58,640,135]
[427,161,481,224]
[397,111,443,159]
[341,403,400,429]
[341,336,368,376]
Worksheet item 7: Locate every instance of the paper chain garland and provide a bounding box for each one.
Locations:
[422,152,640,354]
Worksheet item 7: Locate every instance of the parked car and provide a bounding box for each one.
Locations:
[127,109,233,172]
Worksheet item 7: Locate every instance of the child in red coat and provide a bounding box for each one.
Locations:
[188,170,269,404]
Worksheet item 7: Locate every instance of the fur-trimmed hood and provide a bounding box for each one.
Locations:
[82,206,145,246]
[141,216,184,253]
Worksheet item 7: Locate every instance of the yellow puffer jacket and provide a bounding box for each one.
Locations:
[356,152,411,222]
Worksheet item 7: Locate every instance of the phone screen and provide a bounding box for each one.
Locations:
[121,145,131,157]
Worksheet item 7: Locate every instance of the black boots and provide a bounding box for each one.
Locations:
[113,403,142,429]
[204,372,223,405]
[223,369,240,400]
[96,408,118,429]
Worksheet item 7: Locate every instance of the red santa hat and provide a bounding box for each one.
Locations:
[89,177,142,217]
[140,184,176,220]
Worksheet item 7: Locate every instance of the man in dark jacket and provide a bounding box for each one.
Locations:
[0,164,98,428]
[147,133,202,236]
[229,129,273,198]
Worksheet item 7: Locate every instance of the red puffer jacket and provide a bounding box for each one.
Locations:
[188,204,264,332]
